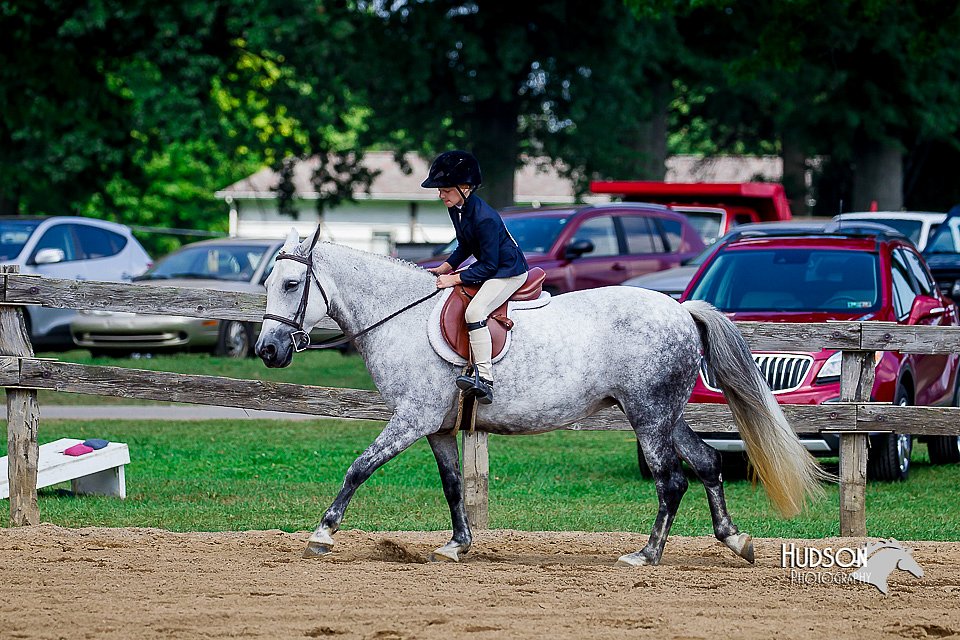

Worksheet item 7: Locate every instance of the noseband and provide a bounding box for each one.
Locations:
[262,229,441,352]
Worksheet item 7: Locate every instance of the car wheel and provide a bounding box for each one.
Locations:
[215,321,254,358]
[929,436,960,464]
[868,383,912,481]
[335,340,357,355]
[89,349,133,359]
[928,378,960,464]
[636,442,747,480]
[720,452,750,480]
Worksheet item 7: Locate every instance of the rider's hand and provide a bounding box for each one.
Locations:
[427,263,453,276]
[436,274,460,289]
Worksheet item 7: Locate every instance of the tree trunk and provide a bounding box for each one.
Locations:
[781,134,808,216]
[853,140,903,211]
[0,194,19,216]
[469,99,520,209]
[629,78,669,180]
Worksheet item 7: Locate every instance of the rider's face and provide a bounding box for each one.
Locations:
[438,185,469,208]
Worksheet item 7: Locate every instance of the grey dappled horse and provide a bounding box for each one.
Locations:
[256,230,827,566]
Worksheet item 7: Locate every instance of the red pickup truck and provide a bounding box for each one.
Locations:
[589,181,793,245]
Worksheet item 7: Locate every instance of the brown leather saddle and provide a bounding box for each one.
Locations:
[440,267,546,360]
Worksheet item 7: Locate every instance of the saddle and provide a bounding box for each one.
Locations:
[440,267,546,360]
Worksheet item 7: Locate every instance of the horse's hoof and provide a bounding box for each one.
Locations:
[302,541,333,558]
[303,528,335,558]
[723,533,755,564]
[430,541,466,563]
[617,551,656,567]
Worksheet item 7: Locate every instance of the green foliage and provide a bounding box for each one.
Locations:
[6,1,960,233]
[343,1,669,203]
[78,139,264,255]
[0,1,253,217]
[653,1,960,160]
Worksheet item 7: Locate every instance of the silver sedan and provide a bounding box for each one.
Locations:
[71,238,339,358]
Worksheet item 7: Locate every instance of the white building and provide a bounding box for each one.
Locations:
[215,151,782,256]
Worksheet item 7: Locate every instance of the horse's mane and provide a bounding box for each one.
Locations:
[311,241,435,280]
[863,539,907,557]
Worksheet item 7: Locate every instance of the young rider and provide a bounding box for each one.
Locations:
[421,150,529,404]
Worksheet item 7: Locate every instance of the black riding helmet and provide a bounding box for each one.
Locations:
[421,150,482,189]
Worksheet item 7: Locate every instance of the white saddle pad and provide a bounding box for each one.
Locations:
[427,288,551,366]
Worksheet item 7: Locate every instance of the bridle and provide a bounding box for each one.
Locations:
[262,227,441,352]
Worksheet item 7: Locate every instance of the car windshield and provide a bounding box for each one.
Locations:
[0,220,41,261]
[924,214,960,255]
[841,218,924,246]
[679,211,723,245]
[137,244,269,282]
[433,214,572,256]
[687,248,881,312]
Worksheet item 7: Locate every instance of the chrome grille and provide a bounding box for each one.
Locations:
[700,353,813,394]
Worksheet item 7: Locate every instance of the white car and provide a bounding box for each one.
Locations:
[0,217,152,347]
[833,212,946,250]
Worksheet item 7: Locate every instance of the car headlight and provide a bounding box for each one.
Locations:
[816,352,842,382]
[815,350,883,383]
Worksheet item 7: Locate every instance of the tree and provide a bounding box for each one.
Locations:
[0,1,252,217]
[352,1,675,206]
[663,1,960,212]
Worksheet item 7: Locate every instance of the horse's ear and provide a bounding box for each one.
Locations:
[282,228,300,251]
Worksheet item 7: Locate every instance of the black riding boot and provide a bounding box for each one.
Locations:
[455,368,494,404]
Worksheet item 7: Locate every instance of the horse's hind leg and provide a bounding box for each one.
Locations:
[672,417,754,563]
[426,432,472,562]
[619,412,688,567]
[303,412,428,558]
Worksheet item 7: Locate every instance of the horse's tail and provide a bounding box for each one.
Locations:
[682,300,831,517]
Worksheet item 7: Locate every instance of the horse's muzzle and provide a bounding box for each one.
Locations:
[256,336,293,368]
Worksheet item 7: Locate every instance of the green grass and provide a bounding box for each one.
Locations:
[18,419,960,540]
[34,349,375,405]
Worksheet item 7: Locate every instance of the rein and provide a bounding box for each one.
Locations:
[262,228,441,351]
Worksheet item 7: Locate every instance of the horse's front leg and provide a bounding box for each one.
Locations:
[303,412,428,558]
[426,431,472,562]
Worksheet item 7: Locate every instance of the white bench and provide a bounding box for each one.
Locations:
[0,438,129,499]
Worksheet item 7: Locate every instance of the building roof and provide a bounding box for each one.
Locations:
[215,151,783,204]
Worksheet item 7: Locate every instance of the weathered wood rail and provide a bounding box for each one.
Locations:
[3,272,960,536]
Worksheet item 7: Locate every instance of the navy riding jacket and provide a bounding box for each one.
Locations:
[446,194,529,285]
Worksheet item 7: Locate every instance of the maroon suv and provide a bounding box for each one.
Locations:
[420,204,706,294]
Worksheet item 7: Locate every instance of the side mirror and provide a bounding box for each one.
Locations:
[564,239,595,260]
[907,294,946,324]
[33,248,66,265]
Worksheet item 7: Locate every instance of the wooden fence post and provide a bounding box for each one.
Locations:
[1,266,40,526]
[461,431,489,529]
[839,350,874,537]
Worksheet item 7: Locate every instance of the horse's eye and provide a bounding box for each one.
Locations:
[283,279,299,292]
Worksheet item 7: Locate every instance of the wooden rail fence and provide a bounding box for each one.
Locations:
[3,270,960,536]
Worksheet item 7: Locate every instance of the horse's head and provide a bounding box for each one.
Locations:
[850,540,924,594]
[256,228,331,368]
[896,549,924,579]
[872,540,923,579]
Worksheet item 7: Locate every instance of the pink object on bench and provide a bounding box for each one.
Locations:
[63,444,94,457]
